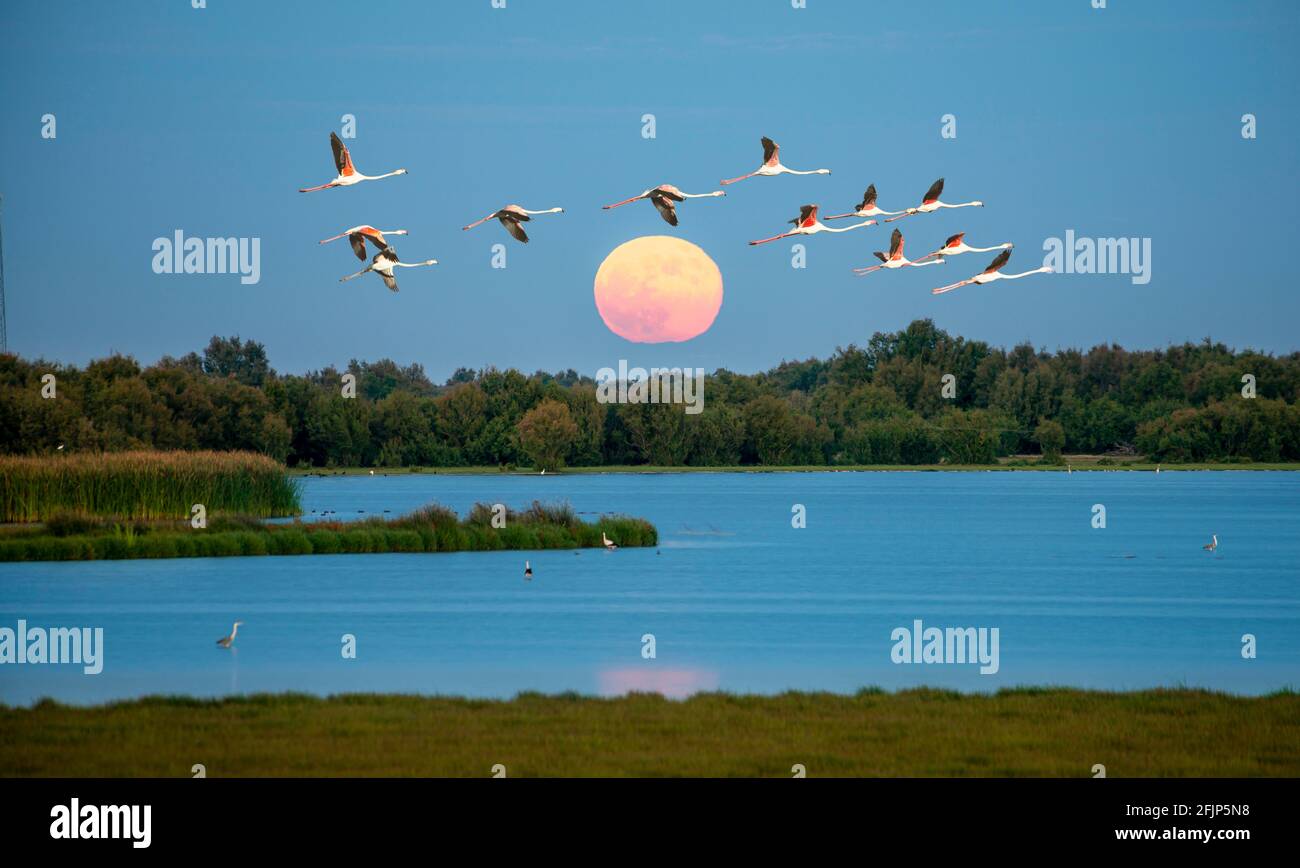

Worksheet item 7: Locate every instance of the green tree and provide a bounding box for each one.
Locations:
[202,336,271,387]
[516,399,579,471]
[1034,418,1066,460]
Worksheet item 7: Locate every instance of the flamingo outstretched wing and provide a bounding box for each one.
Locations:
[983,249,1012,274]
[330,132,356,177]
[502,216,530,242]
[651,195,679,226]
[888,228,904,259]
[922,178,944,204]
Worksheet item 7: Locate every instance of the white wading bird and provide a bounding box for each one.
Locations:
[602,184,724,226]
[319,226,408,260]
[1203,534,1218,552]
[299,132,408,192]
[749,204,874,246]
[824,184,905,221]
[884,178,983,223]
[853,228,946,274]
[720,137,830,185]
[602,532,618,551]
[931,250,1051,295]
[463,205,564,243]
[340,247,437,292]
[919,232,1012,261]
[216,621,243,649]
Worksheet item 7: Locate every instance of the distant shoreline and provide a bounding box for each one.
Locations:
[291,461,1300,476]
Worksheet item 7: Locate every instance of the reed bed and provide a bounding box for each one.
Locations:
[0,451,302,522]
[0,500,657,562]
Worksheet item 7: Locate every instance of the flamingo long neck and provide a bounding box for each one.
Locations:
[825,221,873,233]
[365,170,406,181]
[230,623,239,639]
[784,168,830,176]
[680,191,724,199]
[938,201,980,209]
[1001,268,1050,279]
[968,244,1008,252]
[522,208,563,214]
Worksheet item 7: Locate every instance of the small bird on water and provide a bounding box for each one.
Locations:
[602,532,618,551]
[1203,534,1218,553]
[524,561,533,580]
[216,621,243,649]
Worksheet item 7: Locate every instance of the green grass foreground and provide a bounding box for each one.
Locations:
[2,688,1296,777]
[0,502,656,562]
[0,450,302,522]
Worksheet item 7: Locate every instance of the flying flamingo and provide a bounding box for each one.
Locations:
[216,621,243,649]
[931,250,1051,295]
[852,228,946,274]
[340,247,437,292]
[749,205,874,246]
[319,226,408,261]
[824,184,905,221]
[1203,534,1219,552]
[918,232,1012,261]
[602,184,725,226]
[720,137,830,185]
[463,205,564,243]
[884,178,983,223]
[298,132,408,192]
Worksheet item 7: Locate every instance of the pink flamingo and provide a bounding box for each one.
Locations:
[824,184,905,220]
[931,250,1051,295]
[299,132,408,193]
[720,137,830,185]
[340,247,437,292]
[918,232,1012,261]
[884,178,983,223]
[318,226,408,260]
[603,184,724,226]
[749,205,874,246]
[463,205,564,243]
[853,228,946,274]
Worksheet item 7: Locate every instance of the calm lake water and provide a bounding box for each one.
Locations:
[2,471,1298,705]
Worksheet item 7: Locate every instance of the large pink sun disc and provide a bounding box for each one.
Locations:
[593,235,723,343]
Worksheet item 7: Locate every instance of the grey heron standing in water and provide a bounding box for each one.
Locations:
[216,621,243,648]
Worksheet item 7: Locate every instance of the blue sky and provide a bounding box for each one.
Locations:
[1,0,1296,380]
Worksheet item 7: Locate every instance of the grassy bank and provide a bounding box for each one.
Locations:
[291,459,1300,476]
[2,688,1297,777]
[0,501,656,562]
[0,451,302,522]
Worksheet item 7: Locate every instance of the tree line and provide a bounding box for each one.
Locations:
[3,321,1298,467]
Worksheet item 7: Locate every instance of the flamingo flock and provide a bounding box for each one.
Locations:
[300,130,1050,297]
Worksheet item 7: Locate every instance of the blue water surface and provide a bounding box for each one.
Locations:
[1,471,1297,705]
